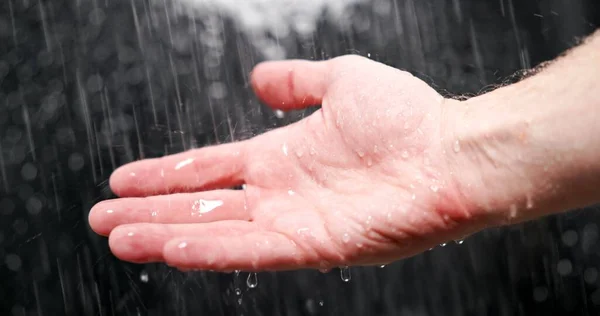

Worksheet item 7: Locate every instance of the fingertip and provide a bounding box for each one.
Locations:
[250,60,329,111]
[163,238,194,268]
[108,225,137,258]
[88,201,116,236]
[108,225,162,263]
[108,165,133,196]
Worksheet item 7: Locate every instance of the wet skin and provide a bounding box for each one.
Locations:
[88,55,498,271]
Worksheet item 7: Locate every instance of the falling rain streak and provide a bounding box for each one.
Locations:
[1,0,599,315]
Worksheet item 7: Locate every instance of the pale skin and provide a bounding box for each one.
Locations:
[88,30,600,272]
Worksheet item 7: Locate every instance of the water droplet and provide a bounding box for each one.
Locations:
[275,109,285,118]
[356,243,363,248]
[379,264,386,268]
[342,233,350,243]
[151,211,158,217]
[366,157,373,167]
[429,185,439,192]
[319,300,324,306]
[340,266,351,282]
[177,242,188,249]
[140,271,149,283]
[282,142,288,156]
[509,204,518,219]
[127,232,135,237]
[235,288,241,295]
[288,190,295,196]
[454,239,464,245]
[175,157,195,170]
[411,193,416,200]
[246,273,258,288]
[297,227,311,238]
[401,151,409,159]
[191,199,224,215]
[357,150,365,158]
[106,209,114,214]
[439,242,447,247]
[453,140,461,153]
[526,194,534,209]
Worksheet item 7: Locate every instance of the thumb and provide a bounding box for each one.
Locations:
[250,59,331,111]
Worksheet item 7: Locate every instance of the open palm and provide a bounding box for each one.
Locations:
[89,55,477,272]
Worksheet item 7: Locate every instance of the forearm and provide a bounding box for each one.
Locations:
[448,30,600,226]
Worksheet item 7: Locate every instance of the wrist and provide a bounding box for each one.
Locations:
[444,86,554,227]
[445,36,600,227]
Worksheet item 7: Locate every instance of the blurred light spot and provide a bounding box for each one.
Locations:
[118,47,138,64]
[305,299,316,314]
[20,163,37,181]
[561,230,578,247]
[591,289,600,305]
[5,254,22,271]
[12,218,28,235]
[56,127,76,145]
[0,198,15,215]
[373,0,392,16]
[17,184,34,201]
[208,82,227,99]
[5,126,23,143]
[26,196,43,215]
[533,286,548,302]
[16,64,33,81]
[11,305,25,316]
[86,74,104,93]
[582,223,599,253]
[557,259,573,276]
[126,67,144,85]
[584,267,598,284]
[42,93,62,115]
[89,8,106,26]
[93,45,112,62]
[68,153,85,172]
[37,51,54,68]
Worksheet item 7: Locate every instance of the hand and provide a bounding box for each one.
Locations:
[89,55,481,272]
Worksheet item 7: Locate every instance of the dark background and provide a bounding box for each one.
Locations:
[1,0,600,315]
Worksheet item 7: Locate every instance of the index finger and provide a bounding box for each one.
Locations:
[109,141,249,197]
